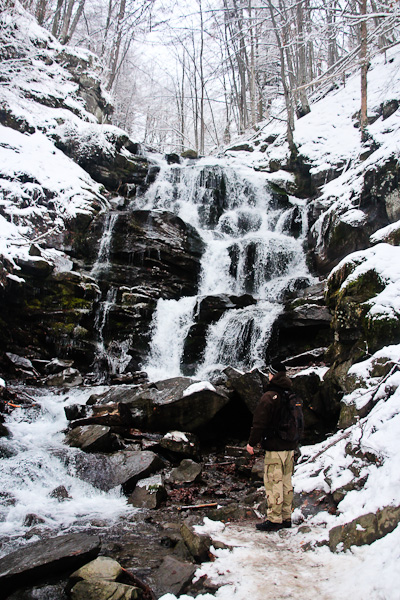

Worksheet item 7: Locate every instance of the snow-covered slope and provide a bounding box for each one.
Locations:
[0,4,116,274]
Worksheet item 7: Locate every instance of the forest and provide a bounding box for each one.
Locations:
[14,0,400,153]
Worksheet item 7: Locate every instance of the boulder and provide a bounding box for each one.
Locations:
[65,424,122,453]
[152,556,196,598]
[0,533,101,595]
[70,450,163,494]
[159,431,200,458]
[69,556,123,585]
[45,367,83,387]
[15,256,53,277]
[180,522,212,563]
[65,402,132,429]
[273,302,332,362]
[96,377,231,433]
[127,474,167,509]
[223,367,267,413]
[206,502,257,522]
[168,459,202,484]
[49,485,72,501]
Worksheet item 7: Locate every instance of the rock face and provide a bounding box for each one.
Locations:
[329,505,400,552]
[0,207,205,376]
[271,282,332,363]
[0,533,101,596]
[54,126,151,194]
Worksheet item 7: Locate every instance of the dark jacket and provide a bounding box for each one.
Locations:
[248,372,297,451]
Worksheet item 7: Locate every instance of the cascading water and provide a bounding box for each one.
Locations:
[90,212,131,377]
[90,212,118,278]
[141,157,315,381]
[0,387,134,557]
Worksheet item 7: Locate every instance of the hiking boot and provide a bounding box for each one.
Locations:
[282,520,292,528]
[255,520,283,532]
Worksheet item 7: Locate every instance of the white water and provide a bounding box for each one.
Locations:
[90,212,118,278]
[145,296,198,381]
[0,387,133,557]
[140,157,314,380]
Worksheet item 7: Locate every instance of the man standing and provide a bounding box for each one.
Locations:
[247,362,297,532]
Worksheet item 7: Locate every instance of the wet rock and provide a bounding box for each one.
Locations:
[180,522,212,563]
[167,459,202,484]
[49,485,72,501]
[69,579,141,600]
[66,402,132,429]
[45,367,83,387]
[329,505,400,552]
[5,353,39,378]
[181,294,256,372]
[273,302,332,362]
[0,533,101,596]
[165,153,181,164]
[44,358,75,374]
[65,424,121,453]
[152,555,196,598]
[71,450,164,493]
[251,457,264,480]
[223,367,267,413]
[128,475,167,509]
[55,125,149,194]
[24,513,46,527]
[159,431,200,458]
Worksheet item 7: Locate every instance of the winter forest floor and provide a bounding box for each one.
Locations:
[162,517,400,600]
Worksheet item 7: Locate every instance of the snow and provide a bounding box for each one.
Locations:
[330,243,400,320]
[371,219,400,243]
[182,381,217,396]
[164,431,189,443]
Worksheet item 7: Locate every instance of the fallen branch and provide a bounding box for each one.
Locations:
[178,502,218,511]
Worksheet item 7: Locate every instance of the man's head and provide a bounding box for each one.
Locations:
[267,361,286,380]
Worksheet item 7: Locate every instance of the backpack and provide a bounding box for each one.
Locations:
[276,390,304,444]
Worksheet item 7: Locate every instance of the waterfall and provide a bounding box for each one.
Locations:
[141,157,315,380]
[144,296,197,382]
[90,212,131,378]
[90,212,118,278]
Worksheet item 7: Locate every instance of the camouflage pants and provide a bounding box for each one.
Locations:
[263,450,294,523]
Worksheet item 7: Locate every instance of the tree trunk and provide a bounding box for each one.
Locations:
[51,0,64,37]
[106,0,126,90]
[266,0,297,155]
[296,0,310,117]
[360,0,368,142]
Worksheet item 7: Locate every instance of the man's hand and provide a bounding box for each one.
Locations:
[246,444,254,455]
